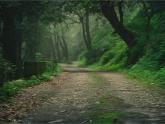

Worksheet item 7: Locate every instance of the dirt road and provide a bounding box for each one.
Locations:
[1,64,165,124]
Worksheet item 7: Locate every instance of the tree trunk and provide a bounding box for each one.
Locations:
[142,2,153,40]
[51,34,57,60]
[58,38,65,60]
[79,15,92,51]
[101,1,136,48]
[85,9,92,50]
[55,33,61,62]
[49,25,57,60]
[61,34,69,61]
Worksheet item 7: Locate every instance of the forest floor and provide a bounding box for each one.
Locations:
[0,64,165,124]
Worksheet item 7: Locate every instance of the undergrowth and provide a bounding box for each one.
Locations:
[0,63,61,101]
[77,8,165,88]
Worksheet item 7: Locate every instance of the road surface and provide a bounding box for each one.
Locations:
[1,64,165,124]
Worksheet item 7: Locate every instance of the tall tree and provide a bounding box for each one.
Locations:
[100,1,136,48]
[63,1,92,51]
[49,23,57,60]
[0,1,46,78]
[76,10,92,51]
[61,33,69,61]
[85,8,92,50]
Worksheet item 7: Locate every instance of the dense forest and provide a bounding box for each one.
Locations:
[0,1,165,123]
[0,1,164,86]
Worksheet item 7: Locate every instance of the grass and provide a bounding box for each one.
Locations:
[77,7,165,89]
[125,66,165,88]
[0,64,61,101]
[0,74,49,101]
[90,112,121,124]
[90,63,165,89]
[88,58,165,89]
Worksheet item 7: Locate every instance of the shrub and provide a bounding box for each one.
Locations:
[153,67,165,86]
[0,61,60,101]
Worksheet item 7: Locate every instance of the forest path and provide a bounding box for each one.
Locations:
[1,64,165,124]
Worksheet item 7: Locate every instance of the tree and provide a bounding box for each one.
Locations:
[142,1,154,40]
[63,1,92,51]
[100,1,136,48]
[49,24,57,60]
[0,1,46,77]
[60,32,69,62]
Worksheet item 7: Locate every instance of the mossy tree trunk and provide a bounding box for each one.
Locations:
[100,1,143,65]
[101,1,136,48]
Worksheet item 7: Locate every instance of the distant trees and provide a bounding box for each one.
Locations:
[63,1,92,51]
[78,9,92,51]
[62,1,139,64]
[62,1,165,64]
[60,31,69,62]
[0,1,46,78]
[0,0,164,83]
[0,1,67,83]
[49,23,69,62]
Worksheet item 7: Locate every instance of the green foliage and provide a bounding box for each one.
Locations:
[38,73,52,82]
[91,112,119,124]
[90,38,128,71]
[0,62,60,101]
[77,51,87,66]
[0,74,44,101]
[99,50,114,65]
[126,11,165,87]
[46,61,61,76]
[128,65,165,87]
[78,5,165,88]
[77,12,132,68]
[154,68,165,84]
[0,78,39,101]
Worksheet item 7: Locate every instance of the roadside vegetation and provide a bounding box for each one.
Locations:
[0,1,164,123]
[78,2,165,88]
[0,62,60,101]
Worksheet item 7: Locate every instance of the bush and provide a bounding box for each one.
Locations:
[95,42,128,71]
[78,8,165,88]
[126,11,165,88]
[46,60,60,74]
[99,50,114,65]
[128,64,165,88]
[0,61,60,101]
[154,68,165,86]
[0,75,49,101]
